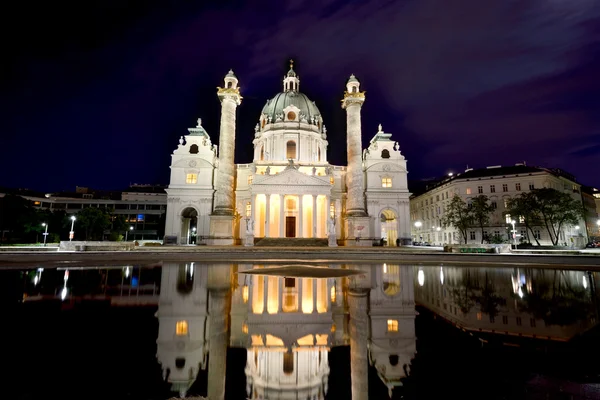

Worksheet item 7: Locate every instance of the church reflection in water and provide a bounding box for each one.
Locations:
[155,263,417,399]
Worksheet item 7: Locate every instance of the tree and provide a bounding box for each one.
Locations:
[442,195,473,244]
[505,193,543,246]
[471,195,493,244]
[531,188,585,246]
[75,207,111,240]
[0,194,37,243]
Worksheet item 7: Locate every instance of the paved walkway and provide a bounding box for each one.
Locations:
[0,245,598,269]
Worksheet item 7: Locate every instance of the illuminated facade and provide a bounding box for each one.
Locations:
[165,62,411,246]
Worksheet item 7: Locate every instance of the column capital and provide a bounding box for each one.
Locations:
[217,87,243,105]
[341,91,365,109]
[348,288,370,298]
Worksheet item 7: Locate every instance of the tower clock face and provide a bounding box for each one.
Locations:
[189,160,197,167]
[287,111,296,121]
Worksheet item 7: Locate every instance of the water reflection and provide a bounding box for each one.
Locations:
[415,266,598,341]
[10,263,600,399]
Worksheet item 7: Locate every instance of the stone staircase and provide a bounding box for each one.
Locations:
[254,238,329,247]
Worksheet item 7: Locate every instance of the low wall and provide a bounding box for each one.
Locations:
[60,241,135,252]
[444,244,512,254]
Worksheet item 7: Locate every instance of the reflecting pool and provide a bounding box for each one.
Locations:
[3,263,600,399]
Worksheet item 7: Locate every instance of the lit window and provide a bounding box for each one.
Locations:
[387,319,399,332]
[477,312,482,321]
[248,175,253,185]
[176,320,188,335]
[186,173,197,184]
[382,178,392,188]
[242,323,248,334]
[34,201,41,205]
[286,141,296,159]
[330,286,336,303]
[505,214,512,224]
[242,285,249,303]
[330,176,334,184]
[519,216,525,223]
[466,188,472,195]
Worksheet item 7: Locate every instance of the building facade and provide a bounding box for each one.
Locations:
[165,62,411,246]
[409,164,587,246]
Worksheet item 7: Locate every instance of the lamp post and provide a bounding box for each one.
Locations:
[511,220,517,249]
[69,215,76,241]
[125,226,133,241]
[41,223,48,246]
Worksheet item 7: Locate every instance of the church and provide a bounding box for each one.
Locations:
[164,62,411,246]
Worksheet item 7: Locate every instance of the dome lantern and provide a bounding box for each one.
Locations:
[283,59,300,92]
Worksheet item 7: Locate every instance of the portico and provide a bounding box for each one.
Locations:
[248,166,334,239]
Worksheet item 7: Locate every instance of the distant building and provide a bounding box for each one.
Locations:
[409,164,587,246]
[581,186,599,241]
[0,184,167,240]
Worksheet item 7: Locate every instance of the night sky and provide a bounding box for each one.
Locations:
[2,0,599,192]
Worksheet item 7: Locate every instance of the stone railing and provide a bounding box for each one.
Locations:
[59,241,135,252]
[444,244,512,254]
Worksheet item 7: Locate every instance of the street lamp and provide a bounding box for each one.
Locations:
[125,226,133,241]
[511,220,517,249]
[69,215,76,241]
[41,223,49,246]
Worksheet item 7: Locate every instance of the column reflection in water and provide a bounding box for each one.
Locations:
[414,266,597,341]
[156,263,232,399]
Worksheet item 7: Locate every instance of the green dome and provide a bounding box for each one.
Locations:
[261,91,321,121]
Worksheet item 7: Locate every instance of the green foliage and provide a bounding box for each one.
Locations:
[441,195,473,244]
[108,232,124,242]
[506,188,584,246]
[471,195,493,244]
[488,234,506,244]
[75,207,111,240]
[0,194,37,242]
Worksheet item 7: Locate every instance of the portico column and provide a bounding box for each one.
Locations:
[265,194,271,237]
[279,195,285,238]
[298,195,304,238]
[326,196,331,237]
[312,278,317,313]
[278,277,283,312]
[312,195,317,238]
[348,288,370,400]
[251,194,257,236]
[263,276,268,314]
[207,288,231,400]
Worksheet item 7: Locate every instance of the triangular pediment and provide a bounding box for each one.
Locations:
[252,167,331,187]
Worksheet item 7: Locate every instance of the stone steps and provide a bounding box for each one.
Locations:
[254,237,329,247]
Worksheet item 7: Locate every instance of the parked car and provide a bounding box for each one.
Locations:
[586,241,599,248]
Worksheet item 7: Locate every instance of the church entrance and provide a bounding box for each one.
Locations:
[380,209,398,246]
[285,216,296,237]
[180,207,198,245]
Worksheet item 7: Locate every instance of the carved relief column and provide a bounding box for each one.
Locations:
[209,70,242,245]
[298,195,304,238]
[348,288,370,400]
[341,75,366,217]
[207,288,231,400]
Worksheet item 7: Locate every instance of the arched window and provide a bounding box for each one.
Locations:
[189,144,199,154]
[318,147,321,162]
[260,146,264,161]
[175,358,186,369]
[352,86,357,93]
[262,119,266,128]
[389,355,399,366]
[287,111,296,121]
[286,141,296,159]
[283,351,294,375]
[381,149,390,159]
[382,264,400,296]
[227,81,232,88]
[177,264,194,294]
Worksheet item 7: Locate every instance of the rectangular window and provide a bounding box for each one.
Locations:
[490,185,496,193]
[284,277,295,288]
[529,183,535,190]
[516,183,521,191]
[476,312,482,321]
[491,201,497,210]
[519,216,525,223]
[470,231,476,240]
[530,318,536,327]
[505,214,512,224]
[494,230,500,236]
[534,230,541,240]
[478,186,483,194]
[176,320,188,336]
[516,317,522,326]
[504,198,509,208]
[186,173,198,184]
[502,184,508,192]
[490,316,495,323]
[387,319,399,332]
[382,178,392,188]
[436,195,439,201]
[466,188,472,195]
[502,316,508,325]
